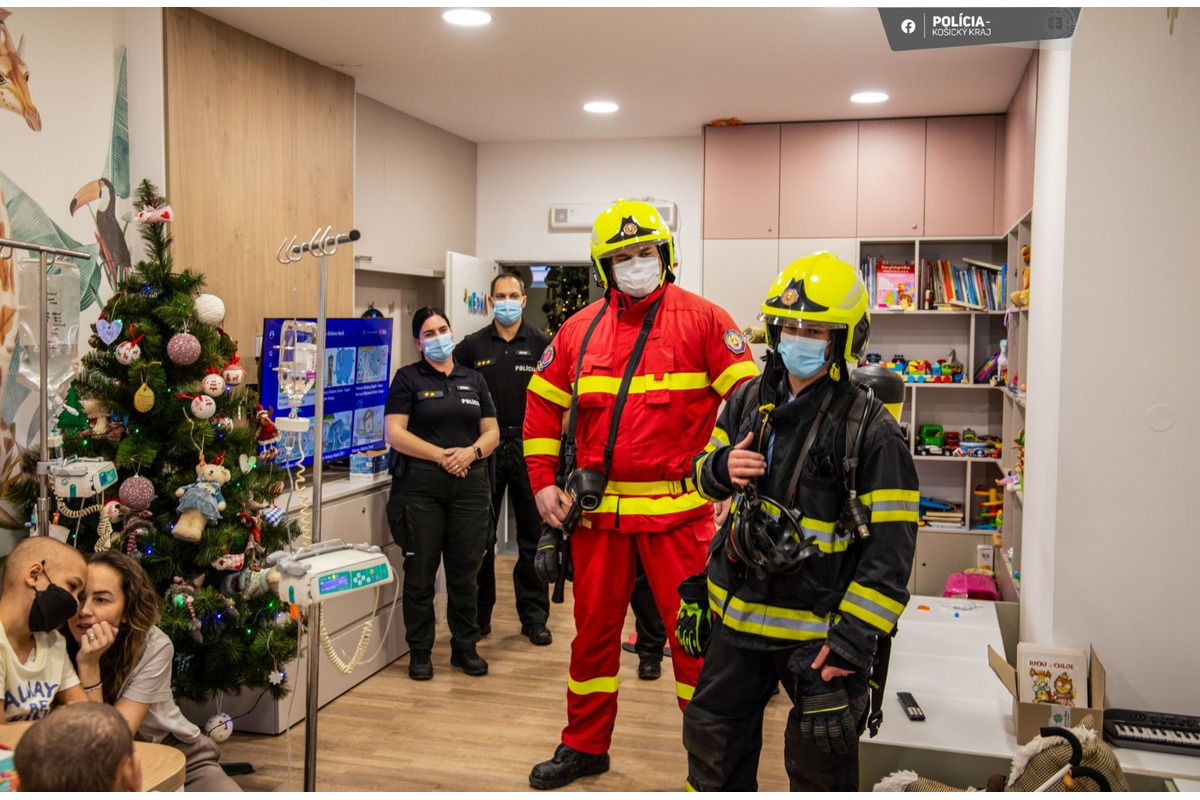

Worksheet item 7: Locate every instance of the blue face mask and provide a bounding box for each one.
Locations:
[493,298,523,325]
[422,333,455,362]
[776,336,830,379]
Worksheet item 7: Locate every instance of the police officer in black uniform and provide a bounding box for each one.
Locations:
[455,273,554,646]
[385,306,499,681]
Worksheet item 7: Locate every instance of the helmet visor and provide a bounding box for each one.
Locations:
[760,315,844,335]
[604,240,666,263]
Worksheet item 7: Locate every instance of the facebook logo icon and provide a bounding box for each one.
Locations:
[901,19,916,33]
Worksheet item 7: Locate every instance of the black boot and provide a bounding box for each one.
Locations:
[638,655,662,680]
[529,743,610,790]
[450,646,488,676]
[408,649,432,681]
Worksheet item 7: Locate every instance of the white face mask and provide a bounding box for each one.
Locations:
[612,255,663,298]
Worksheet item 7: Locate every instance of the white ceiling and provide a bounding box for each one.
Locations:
[199,7,1036,144]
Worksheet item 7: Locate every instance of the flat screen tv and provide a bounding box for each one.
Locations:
[260,317,393,467]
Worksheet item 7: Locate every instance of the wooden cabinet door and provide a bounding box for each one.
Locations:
[703,124,781,239]
[925,116,998,237]
[857,118,927,237]
[779,121,859,238]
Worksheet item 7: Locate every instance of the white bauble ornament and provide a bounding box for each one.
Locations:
[205,713,234,743]
[115,341,142,365]
[167,332,201,365]
[222,362,246,387]
[201,373,227,396]
[193,294,226,326]
[212,414,234,434]
[190,395,217,420]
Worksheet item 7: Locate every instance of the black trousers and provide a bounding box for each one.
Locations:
[477,436,549,629]
[631,553,667,659]
[390,465,490,652]
[682,623,868,791]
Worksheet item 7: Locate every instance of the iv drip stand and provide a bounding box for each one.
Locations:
[0,237,91,536]
[276,226,360,792]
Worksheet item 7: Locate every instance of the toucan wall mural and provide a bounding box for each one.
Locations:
[0,7,132,547]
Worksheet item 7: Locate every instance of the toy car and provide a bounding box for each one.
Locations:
[919,424,944,447]
[944,431,961,450]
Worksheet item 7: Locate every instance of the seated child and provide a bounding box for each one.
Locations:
[13,701,141,791]
[68,551,242,792]
[0,537,89,724]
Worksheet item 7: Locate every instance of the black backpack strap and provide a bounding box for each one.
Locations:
[782,384,835,504]
[603,295,663,477]
[867,633,893,737]
[841,385,881,541]
[560,299,610,476]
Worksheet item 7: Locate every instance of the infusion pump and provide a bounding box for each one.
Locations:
[268,540,393,606]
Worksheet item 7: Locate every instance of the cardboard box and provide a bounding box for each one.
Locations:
[988,644,1106,744]
[350,448,389,477]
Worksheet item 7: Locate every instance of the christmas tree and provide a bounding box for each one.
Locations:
[9,180,298,702]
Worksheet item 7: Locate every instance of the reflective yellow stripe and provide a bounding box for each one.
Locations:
[606,478,695,496]
[528,374,571,408]
[710,426,731,447]
[712,360,759,397]
[686,780,697,792]
[592,492,709,517]
[692,453,720,502]
[708,579,830,641]
[568,674,619,695]
[676,681,695,702]
[523,437,561,458]
[577,371,711,396]
[840,582,905,634]
[861,488,920,524]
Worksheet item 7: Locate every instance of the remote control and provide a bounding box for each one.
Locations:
[897,691,925,721]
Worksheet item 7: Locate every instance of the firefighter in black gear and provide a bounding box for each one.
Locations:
[455,273,553,645]
[680,253,919,791]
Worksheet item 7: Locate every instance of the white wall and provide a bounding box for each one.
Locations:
[1047,8,1200,714]
[476,137,703,295]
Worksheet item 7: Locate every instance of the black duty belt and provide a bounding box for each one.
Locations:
[500,425,524,438]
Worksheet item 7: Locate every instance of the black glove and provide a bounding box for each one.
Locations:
[790,644,859,755]
[675,573,712,658]
[534,526,562,585]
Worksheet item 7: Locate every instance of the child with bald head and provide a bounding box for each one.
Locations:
[14,701,142,791]
[0,536,97,728]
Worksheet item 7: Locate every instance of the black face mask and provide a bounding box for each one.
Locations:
[28,562,79,633]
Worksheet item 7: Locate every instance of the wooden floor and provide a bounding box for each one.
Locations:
[222,555,793,791]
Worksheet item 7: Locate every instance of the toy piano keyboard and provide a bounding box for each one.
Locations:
[268,539,393,606]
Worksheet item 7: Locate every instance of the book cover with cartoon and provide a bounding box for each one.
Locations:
[1016,642,1087,705]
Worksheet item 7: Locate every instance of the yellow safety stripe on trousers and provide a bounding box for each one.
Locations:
[707,578,830,641]
[712,361,760,397]
[606,477,697,496]
[577,371,711,396]
[676,681,695,702]
[568,674,619,695]
[839,582,905,634]
[527,373,572,408]
[523,437,561,458]
[592,492,709,517]
[860,488,920,523]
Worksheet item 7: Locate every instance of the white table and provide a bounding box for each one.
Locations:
[860,595,1200,790]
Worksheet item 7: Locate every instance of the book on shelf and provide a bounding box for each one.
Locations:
[916,259,1007,311]
[873,261,917,309]
[962,257,1005,272]
[1016,642,1089,706]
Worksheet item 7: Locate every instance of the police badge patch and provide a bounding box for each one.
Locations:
[537,345,555,372]
[723,330,747,355]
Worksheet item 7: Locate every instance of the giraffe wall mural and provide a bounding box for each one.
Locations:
[0,7,130,548]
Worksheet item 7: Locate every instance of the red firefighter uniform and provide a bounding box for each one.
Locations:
[524,281,758,756]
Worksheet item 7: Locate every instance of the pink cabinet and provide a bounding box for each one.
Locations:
[857,118,927,237]
[703,124,780,239]
[924,115,999,237]
[779,121,859,238]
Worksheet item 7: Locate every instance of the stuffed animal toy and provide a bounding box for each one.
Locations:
[173,453,231,542]
[872,716,1128,792]
[1011,245,1031,307]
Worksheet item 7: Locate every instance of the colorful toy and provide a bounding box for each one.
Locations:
[173,452,231,542]
[1011,245,1031,307]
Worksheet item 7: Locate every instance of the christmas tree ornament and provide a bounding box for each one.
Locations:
[262,505,285,526]
[81,397,111,436]
[58,385,90,435]
[211,552,245,571]
[190,394,217,420]
[134,382,155,412]
[212,414,234,434]
[172,453,230,542]
[238,453,257,472]
[269,669,286,686]
[222,354,246,387]
[256,406,280,463]
[204,714,231,743]
[123,515,152,559]
[200,371,226,397]
[193,293,226,326]
[95,318,123,346]
[167,331,201,365]
[118,474,156,511]
[115,340,142,365]
[135,203,173,224]
[167,578,203,642]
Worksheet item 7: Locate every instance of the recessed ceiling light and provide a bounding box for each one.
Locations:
[442,9,491,26]
[584,101,619,114]
[851,91,889,104]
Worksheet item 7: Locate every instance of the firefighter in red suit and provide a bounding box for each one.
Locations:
[524,200,758,790]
